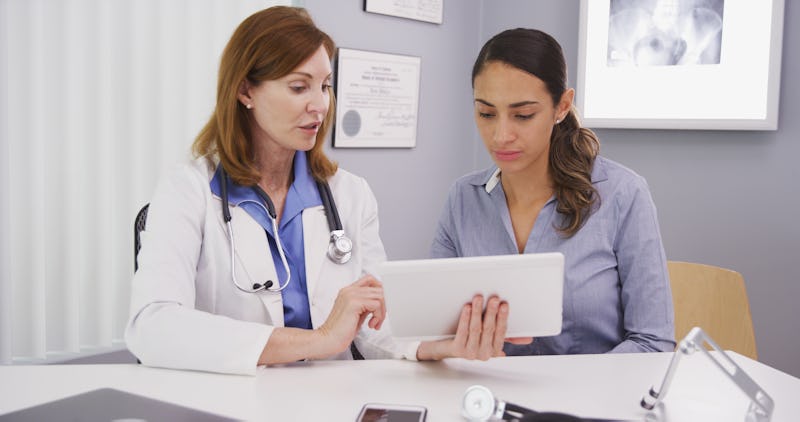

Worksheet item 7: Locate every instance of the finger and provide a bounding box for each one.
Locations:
[356,274,383,288]
[479,297,501,359]
[453,303,472,348]
[356,285,385,330]
[369,295,386,330]
[465,295,484,356]
[357,313,368,331]
[506,337,534,345]
[492,301,510,356]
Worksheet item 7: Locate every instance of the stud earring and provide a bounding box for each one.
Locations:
[246,103,253,110]
[555,119,561,124]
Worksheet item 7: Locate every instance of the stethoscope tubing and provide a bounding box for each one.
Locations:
[219,165,350,294]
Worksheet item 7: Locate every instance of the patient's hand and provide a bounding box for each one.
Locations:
[416,295,530,361]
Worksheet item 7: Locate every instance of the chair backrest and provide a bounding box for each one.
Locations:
[134,204,150,272]
[667,260,758,360]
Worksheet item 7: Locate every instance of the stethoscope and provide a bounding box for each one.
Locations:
[462,385,585,421]
[219,166,352,294]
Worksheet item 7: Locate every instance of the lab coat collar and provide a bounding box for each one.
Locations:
[302,205,329,302]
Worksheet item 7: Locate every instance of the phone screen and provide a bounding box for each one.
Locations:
[357,406,426,422]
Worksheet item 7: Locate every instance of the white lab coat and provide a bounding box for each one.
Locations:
[125,157,418,375]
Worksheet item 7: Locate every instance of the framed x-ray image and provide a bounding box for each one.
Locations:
[576,0,785,130]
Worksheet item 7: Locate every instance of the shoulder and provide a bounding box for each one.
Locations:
[328,167,369,194]
[327,167,378,210]
[455,167,497,188]
[594,156,650,196]
[446,166,498,199]
[593,156,655,211]
[153,156,215,200]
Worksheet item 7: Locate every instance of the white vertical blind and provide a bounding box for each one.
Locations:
[0,0,291,364]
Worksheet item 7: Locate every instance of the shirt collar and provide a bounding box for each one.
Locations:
[288,150,322,210]
[473,158,611,195]
[484,168,502,193]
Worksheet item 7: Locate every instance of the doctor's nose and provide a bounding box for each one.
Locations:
[307,88,329,116]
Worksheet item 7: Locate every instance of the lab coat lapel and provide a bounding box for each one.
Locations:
[216,202,284,326]
[303,205,329,299]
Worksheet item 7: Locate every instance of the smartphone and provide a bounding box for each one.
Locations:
[356,403,427,422]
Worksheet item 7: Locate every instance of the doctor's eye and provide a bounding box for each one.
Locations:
[290,84,308,93]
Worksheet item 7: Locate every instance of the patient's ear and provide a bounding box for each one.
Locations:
[555,88,574,121]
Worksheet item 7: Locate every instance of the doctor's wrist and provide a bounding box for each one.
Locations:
[313,325,350,358]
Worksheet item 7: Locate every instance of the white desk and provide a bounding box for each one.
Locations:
[1,352,798,421]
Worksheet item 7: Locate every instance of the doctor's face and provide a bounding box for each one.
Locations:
[239,45,332,153]
[473,61,567,177]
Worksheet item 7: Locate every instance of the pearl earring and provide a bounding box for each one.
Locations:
[555,119,561,124]
[246,104,253,110]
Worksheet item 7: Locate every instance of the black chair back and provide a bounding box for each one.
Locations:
[134,204,149,272]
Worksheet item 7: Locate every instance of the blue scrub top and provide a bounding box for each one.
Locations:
[210,152,322,329]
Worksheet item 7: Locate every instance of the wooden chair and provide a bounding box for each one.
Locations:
[667,261,758,360]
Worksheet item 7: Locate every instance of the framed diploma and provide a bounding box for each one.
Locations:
[363,0,444,25]
[333,48,421,148]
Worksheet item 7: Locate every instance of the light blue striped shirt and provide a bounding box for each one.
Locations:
[431,156,675,354]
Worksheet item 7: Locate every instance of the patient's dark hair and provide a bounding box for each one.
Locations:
[472,28,600,237]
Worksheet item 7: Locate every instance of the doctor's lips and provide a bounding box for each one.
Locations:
[299,121,322,132]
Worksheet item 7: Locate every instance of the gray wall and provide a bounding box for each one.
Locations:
[305,1,800,378]
[305,0,484,259]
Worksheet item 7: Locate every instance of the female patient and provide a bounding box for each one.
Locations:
[126,6,510,375]
[431,28,675,355]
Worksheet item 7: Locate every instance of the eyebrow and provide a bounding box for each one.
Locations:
[288,71,332,80]
[474,99,540,108]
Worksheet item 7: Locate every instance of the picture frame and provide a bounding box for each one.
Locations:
[333,48,421,148]
[576,0,785,130]
[363,0,443,25]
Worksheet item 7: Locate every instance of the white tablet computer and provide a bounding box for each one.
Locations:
[375,253,564,341]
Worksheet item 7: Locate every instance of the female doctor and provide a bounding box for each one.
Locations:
[125,6,513,375]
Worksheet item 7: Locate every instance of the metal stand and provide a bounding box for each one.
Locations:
[641,327,773,422]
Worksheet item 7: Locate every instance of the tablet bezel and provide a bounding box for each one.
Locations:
[375,252,564,341]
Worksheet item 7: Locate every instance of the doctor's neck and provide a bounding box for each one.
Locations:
[254,145,296,194]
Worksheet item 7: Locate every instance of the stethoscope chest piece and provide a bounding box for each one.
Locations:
[462,385,501,421]
[328,230,352,264]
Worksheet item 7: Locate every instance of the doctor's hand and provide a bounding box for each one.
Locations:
[416,295,532,361]
[316,274,386,355]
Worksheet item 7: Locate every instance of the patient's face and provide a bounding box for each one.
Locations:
[473,61,559,178]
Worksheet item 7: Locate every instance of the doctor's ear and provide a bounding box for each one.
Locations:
[237,79,254,109]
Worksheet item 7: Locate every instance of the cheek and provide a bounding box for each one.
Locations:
[474,118,494,140]
[525,123,553,149]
